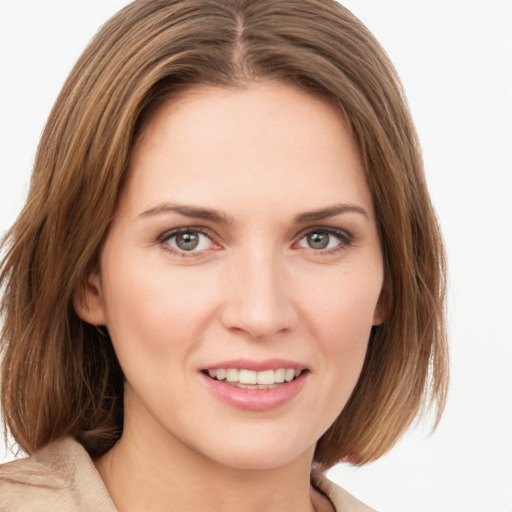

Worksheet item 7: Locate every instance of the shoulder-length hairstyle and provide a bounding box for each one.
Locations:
[0,0,448,468]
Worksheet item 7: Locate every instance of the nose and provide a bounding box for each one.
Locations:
[220,248,298,340]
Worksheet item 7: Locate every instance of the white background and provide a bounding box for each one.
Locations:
[0,1,511,511]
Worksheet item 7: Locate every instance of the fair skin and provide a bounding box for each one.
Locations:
[76,81,384,512]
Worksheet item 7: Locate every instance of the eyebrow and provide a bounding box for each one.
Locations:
[294,204,369,223]
[139,202,369,224]
[139,203,232,224]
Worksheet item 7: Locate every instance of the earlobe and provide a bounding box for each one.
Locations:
[372,305,385,326]
[72,269,107,326]
[372,290,387,326]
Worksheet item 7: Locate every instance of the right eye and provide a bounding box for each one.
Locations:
[160,228,216,255]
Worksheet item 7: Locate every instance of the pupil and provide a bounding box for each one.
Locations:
[308,232,329,249]
[177,232,199,251]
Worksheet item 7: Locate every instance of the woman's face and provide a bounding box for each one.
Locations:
[81,82,384,470]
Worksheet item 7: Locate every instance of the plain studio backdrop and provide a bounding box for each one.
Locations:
[0,1,511,511]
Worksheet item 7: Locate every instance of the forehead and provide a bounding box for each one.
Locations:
[123,81,373,218]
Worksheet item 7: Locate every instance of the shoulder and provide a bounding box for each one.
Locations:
[0,437,116,511]
[311,465,378,512]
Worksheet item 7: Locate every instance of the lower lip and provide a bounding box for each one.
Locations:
[200,372,308,411]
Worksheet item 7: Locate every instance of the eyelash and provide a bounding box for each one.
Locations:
[157,226,354,257]
[294,227,354,255]
[158,227,217,257]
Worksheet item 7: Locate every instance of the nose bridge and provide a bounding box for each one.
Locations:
[221,242,297,339]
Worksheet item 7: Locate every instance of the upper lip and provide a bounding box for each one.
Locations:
[202,359,308,372]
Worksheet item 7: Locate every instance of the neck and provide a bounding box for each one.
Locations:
[95,415,318,512]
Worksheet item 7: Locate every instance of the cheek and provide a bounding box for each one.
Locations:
[300,266,382,397]
[100,253,218,361]
[303,268,382,344]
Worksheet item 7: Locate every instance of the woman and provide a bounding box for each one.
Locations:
[0,1,448,510]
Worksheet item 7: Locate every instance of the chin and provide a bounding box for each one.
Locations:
[191,429,317,472]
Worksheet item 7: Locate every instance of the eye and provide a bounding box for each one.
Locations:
[296,228,352,252]
[160,228,216,254]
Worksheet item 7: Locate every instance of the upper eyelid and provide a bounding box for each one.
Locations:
[158,226,214,242]
[158,227,219,257]
[295,225,354,241]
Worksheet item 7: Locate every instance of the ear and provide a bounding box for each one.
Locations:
[72,268,107,326]
[372,286,387,326]
[372,302,385,326]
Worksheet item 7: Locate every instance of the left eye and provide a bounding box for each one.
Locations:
[163,229,214,253]
[297,230,347,251]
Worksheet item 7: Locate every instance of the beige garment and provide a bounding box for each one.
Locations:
[0,437,376,511]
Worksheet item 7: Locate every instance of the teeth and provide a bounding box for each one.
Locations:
[274,368,285,383]
[226,369,239,382]
[256,369,274,385]
[236,382,279,389]
[206,368,303,386]
[239,369,257,384]
[284,369,295,382]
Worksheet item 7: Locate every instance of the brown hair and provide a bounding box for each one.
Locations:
[0,0,448,468]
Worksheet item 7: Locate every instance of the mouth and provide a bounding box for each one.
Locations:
[200,362,309,411]
[202,368,308,390]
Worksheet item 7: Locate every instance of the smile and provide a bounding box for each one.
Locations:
[206,368,304,389]
[201,363,309,411]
